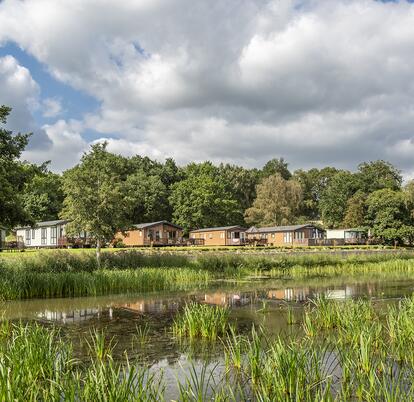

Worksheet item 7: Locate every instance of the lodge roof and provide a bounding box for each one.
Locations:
[15,219,68,230]
[190,225,246,233]
[246,224,317,233]
[132,221,183,230]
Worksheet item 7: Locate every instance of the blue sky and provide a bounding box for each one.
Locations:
[0,0,414,177]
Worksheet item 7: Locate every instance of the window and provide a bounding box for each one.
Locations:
[168,231,177,239]
[32,229,35,239]
[50,227,57,245]
[139,230,142,237]
[25,229,31,245]
[220,232,225,239]
[295,231,304,240]
[209,233,213,239]
[240,232,245,240]
[283,232,292,243]
[41,228,47,245]
[233,231,240,239]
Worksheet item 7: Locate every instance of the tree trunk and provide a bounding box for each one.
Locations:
[96,238,101,269]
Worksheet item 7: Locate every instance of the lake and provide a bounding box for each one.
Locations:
[3,272,414,400]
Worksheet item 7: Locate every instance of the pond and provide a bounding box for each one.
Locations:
[3,272,414,400]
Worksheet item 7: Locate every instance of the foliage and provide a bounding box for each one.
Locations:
[244,173,302,226]
[169,162,241,230]
[60,143,133,263]
[366,188,414,244]
[0,106,31,228]
[319,170,358,228]
[260,157,292,180]
[342,191,366,228]
[294,167,338,220]
[21,163,64,221]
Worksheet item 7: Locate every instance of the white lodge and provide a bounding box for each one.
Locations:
[16,220,68,248]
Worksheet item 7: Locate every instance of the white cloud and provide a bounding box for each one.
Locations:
[22,119,88,171]
[1,0,414,175]
[42,97,63,118]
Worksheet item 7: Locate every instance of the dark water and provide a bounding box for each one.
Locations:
[3,275,414,398]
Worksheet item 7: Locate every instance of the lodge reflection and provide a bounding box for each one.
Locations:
[34,281,393,324]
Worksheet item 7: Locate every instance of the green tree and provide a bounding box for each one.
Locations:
[404,180,414,220]
[365,189,412,245]
[261,158,292,180]
[244,174,303,226]
[0,106,32,228]
[126,171,169,223]
[169,162,240,230]
[342,191,366,228]
[319,171,358,228]
[293,167,338,220]
[219,164,260,223]
[21,163,64,222]
[356,160,402,193]
[60,143,132,265]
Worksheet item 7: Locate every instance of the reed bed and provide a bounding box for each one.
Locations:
[1,250,414,300]
[172,302,231,341]
[3,297,414,400]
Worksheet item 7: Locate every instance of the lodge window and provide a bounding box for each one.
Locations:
[32,229,35,239]
[168,231,177,239]
[50,227,57,244]
[233,232,240,239]
[220,232,225,239]
[41,228,47,245]
[283,232,293,243]
[25,229,31,245]
[295,231,304,240]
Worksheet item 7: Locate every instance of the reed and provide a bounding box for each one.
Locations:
[172,302,231,341]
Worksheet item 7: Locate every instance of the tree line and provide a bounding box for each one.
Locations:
[2,106,414,247]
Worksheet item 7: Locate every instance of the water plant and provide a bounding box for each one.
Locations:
[172,302,231,341]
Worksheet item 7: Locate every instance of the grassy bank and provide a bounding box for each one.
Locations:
[1,250,414,300]
[3,298,414,400]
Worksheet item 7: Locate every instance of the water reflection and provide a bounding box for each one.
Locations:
[4,277,414,324]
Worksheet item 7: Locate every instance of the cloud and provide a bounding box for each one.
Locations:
[42,97,63,118]
[1,0,414,176]
[22,119,88,171]
[0,55,51,149]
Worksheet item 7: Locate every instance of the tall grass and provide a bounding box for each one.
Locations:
[1,250,414,300]
[172,302,231,341]
[4,296,414,400]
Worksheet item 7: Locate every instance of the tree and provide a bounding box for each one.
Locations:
[293,167,338,220]
[356,160,402,193]
[169,162,241,230]
[126,171,169,223]
[342,191,366,228]
[261,158,292,180]
[319,171,358,228]
[21,163,64,222]
[60,143,132,265]
[404,180,414,220]
[244,174,303,226]
[219,164,260,223]
[365,188,413,245]
[0,106,32,228]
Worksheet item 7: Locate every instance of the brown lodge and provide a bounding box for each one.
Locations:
[112,221,326,247]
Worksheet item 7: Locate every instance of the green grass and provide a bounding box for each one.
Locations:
[172,302,231,341]
[1,250,414,300]
[4,297,414,400]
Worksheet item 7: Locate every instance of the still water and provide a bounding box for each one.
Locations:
[3,274,414,398]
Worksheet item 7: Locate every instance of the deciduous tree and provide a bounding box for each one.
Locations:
[61,143,132,265]
[244,174,302,226]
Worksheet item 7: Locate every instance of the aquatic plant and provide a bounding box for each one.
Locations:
[172,302,231,341]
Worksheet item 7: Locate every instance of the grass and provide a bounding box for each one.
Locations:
[1,250,414,300]
[4,297,414,400]
[172,302,231,341]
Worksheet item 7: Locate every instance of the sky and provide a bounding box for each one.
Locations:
[1,0,414,178]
